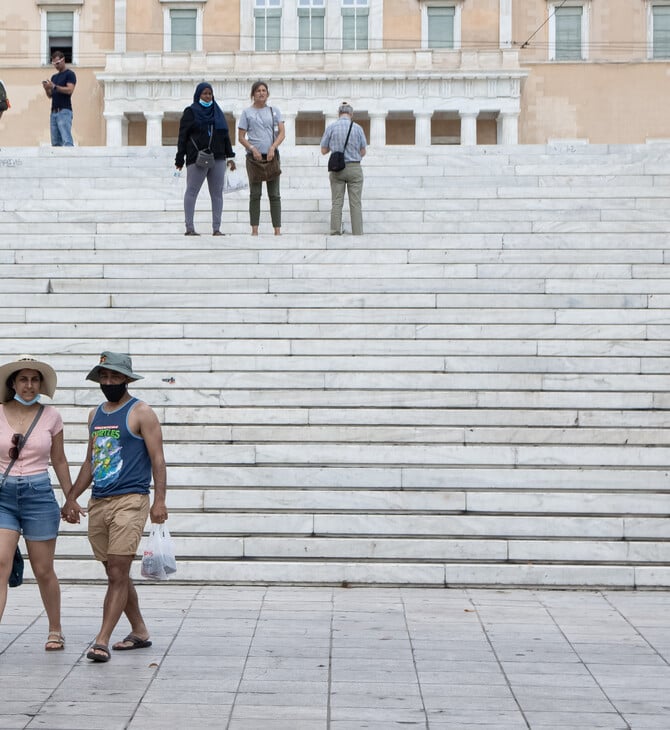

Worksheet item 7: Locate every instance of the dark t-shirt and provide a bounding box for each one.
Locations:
[50,69,76,111]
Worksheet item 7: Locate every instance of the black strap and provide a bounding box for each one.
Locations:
[0,405,45,486]
[191,125,214,153]
[340,120,354,154]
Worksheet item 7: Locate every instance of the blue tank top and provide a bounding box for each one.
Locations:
[89,397,152,498]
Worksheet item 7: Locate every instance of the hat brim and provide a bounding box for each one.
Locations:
[0,356,57,402]
[86,364,143,383]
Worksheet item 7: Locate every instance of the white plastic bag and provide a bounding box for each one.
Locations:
[224,167,248,194]
[141,523,177,580]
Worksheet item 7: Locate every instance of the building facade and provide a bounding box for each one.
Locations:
[0,1,668,147]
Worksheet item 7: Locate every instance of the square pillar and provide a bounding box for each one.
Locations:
[369,112,387,147]
[498,112,519,145]
[414,111,432,146]
[459,112,478,146]
[104,112,125,147]
[145,112,164,147]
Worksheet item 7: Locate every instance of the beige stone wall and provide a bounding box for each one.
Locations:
[1,0,669,146]
[383,0,421,49]
[520,62,670,144]
[0,68,106,147]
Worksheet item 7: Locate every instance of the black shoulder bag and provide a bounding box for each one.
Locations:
[191,125,215,169]
[1,405,45,587]
[328,120,354,172]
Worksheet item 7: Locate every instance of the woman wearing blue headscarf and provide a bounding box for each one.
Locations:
[175,82,236,236]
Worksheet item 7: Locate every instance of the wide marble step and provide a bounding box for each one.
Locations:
[2,143,670,586]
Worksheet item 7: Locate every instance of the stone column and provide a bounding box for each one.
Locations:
[415,111,432,147]
[369,112,387,147]
[282,112,296,147]
[104,112,125,147]
[459,112,478,146]
[498,112,519,145]
[145,112,164,147]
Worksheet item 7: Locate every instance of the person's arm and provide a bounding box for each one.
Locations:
[53,81,75,97]
[135,403,168,524]
[50,430,73,496]
[61,410,94,522]
[267,121,285,161]
[238,120,261,160]
[42,80,54,98]
[175,108,194,170]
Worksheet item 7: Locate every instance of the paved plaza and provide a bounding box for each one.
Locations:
[1,583,669,729]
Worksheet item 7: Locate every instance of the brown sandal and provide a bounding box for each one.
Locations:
[45,632,65,651]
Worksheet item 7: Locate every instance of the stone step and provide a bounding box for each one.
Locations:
[49,534,670,564]
[29,557,656,588]
[1,143,669,586]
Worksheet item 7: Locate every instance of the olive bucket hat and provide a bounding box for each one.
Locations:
[86,351,144,383]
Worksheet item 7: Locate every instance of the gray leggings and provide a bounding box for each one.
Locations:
[184,159,227,232]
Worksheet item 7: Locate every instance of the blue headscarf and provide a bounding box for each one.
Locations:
[190,82,228,131]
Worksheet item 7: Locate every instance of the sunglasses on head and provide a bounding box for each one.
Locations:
[9,433,24,460]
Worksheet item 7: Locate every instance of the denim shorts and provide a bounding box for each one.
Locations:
[0,472,60,541]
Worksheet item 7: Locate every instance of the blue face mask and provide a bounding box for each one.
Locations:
[199,100,213,108]
[15,393,41,406]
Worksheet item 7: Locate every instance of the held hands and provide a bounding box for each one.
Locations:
[61,497,87,524]
[227,159,236,172]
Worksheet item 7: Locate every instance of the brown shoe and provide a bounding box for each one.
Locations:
[184,230,200,236]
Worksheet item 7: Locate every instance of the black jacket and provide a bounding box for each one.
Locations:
[175,107,235,167]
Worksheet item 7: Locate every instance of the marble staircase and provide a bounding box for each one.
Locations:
[1,143,669,587]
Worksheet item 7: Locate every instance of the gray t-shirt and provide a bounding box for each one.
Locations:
[238,105,282,155]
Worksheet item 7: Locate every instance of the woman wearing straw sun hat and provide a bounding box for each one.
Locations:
[0,355,74,651]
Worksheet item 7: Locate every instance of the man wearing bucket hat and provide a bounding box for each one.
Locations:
[64,352,167,663]
[0,355,75,651]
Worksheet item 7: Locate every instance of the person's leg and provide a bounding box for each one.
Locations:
[184,164,207,233]
[0,529,20,622]
[111,576,151,649]
[249,180,262,234]
[86,493,150,659]
[89,554,135,655]
[329,171,346,235]
[207,159,226,233]
[25,538,62,641]
[50,113,62,147]
[346,164,364,235]
[56,109,74,146]
[267,177,281,234]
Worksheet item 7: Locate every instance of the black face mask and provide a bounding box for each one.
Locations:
[100,382,127,403]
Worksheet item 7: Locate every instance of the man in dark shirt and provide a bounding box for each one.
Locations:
[42,51,76,146]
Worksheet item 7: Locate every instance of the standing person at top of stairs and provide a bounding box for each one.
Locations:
[320,102,367,236]
[41,51,76,147]
[175,82,236,237]
[238,80,285,236]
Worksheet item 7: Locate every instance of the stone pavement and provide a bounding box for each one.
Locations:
[1,584,669,730]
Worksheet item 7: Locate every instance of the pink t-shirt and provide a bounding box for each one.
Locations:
[0,405,64,476]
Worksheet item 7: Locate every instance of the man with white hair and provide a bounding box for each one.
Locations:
[320,102,368,235]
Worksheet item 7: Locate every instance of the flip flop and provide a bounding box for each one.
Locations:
[45,632,65,651]
[113,634,152,651]
[86,643,110,662]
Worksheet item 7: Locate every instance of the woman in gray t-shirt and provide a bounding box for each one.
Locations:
[237,81,285,236]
